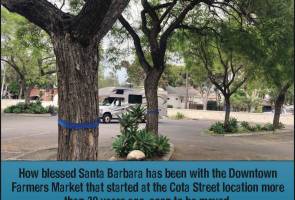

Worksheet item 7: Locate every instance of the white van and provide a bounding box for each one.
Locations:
[99,87,167,123]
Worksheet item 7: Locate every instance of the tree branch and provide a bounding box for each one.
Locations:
[159,0,177,22]
[118,15,152,72]
[1,0,68,34]
[198,41,225,95]
[70,0,129,44]
[37,58,56,76]
[229,76,248,96]
[1,57,25,80]
[59,0,65,10]
[160,0,201,52]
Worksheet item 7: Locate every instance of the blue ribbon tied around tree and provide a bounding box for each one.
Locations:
[58,118,100,130]
[146,109,160,115]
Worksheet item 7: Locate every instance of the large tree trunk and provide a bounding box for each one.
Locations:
[273,83,291,129]
[224,96,231,129]
[144,69,162,135]
[52,35,99,160]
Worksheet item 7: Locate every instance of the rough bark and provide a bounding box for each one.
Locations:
[273,83,291,129]
[144,69,162,134]
[224,96,231,129]
[52,35,99,160]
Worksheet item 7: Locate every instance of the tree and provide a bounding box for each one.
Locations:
[253,0,294,128]
[118,0,250,134]
[1,8,56,103]
[184,23,261,128]
[1,0,129,160]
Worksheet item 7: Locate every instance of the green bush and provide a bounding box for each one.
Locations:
[156,135,170,156]
[112,104,170,158]
[133,130,157,158]
[262,123,274,131]
[209,122,225,134]
[240,121,250,129]
[4,101,50,114]
[255,124,262,131]
[240,121,264,132]
[175,112,185,120]
[225,118,238,133]
[112,135,133,157]
[210,118,282,134]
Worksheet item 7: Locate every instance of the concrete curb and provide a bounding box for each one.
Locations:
[208,129,293,137]
[2,113,55,117]
[109,142,175,161]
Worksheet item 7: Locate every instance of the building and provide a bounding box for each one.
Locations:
[29,87,58,101]
[166,85,218,110]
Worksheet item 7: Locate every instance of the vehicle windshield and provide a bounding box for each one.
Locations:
[102,97,115,106]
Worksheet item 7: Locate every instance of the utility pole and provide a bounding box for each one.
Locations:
[1,65,6,99]
[185,70,189,109]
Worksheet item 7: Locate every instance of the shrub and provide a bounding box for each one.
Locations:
[209,122,225,134]
[112,104,170,158]
[225,118,238,133]
[240,121,264,132]
[156,135,170,156]
[175,112,185,120]
[127,104,146,122]
[118,112,138,134]
[210,119,281,134]
[112,135,133,157]
[240,121,250,129]
[4,101,50,114]
[133,130,157,158]
[262,123,274,131]
[255,124,262,131]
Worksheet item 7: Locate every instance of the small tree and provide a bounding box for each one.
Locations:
[185,24,261,128]
[118,0,250,134]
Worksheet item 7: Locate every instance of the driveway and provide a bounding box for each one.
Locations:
[1,114,294,160]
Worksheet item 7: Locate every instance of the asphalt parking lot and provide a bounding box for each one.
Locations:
[1,114,294,160]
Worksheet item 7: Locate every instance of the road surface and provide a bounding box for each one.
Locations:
[1,114,294,160]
